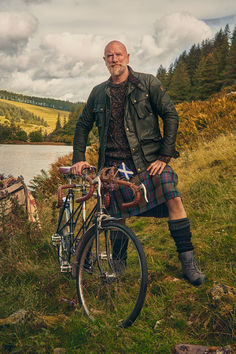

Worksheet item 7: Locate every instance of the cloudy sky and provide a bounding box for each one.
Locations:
[0,0,235,102]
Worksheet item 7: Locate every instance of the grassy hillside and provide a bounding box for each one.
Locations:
[176,92,236,149]
[0,98,70,133]
[0,132,235,353]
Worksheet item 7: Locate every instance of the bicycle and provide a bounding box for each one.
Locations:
[51,166,148,328]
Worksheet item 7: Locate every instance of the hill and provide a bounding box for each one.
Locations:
[0,98,70,134]
[0,131,235,352]
[0,90,75,111]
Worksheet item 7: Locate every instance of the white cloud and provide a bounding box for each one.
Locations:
[32,33,108,81]
[134,12,212,71]
[0,12,215,101]
[0,12,38,54]
[41,33,106,61]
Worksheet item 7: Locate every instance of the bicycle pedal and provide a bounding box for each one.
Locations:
[51,233,61,245]
[100,251,108,260]
[60,263,72,272]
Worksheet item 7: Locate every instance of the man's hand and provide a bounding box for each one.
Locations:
[71,161,91,175]
[147,159,166,175]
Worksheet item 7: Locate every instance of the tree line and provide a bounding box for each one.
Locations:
[0,90,75,111]
[0,123,47,143]
[157,25,236,103]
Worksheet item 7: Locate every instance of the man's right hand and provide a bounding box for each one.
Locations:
[71,161,91,175]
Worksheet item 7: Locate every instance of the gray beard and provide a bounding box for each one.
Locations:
[108,64,126,76]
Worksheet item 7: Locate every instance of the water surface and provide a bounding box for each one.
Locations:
[0,144,73,186]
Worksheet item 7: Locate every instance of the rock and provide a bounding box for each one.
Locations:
[214,346,233,354]
[172,344,233,354]
[37,314,70,328]
[53,348,66,354]
[0,309,29,327]
[163,275,181,282]
[209,284,235,301]
[153,320,162,330]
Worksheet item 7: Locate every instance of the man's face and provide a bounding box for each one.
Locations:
[104,42,129,77]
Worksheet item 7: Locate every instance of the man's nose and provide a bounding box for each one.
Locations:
[112,55,118,62]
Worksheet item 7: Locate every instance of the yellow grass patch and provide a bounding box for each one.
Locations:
[0,99,70,133]
[171,132,235,192]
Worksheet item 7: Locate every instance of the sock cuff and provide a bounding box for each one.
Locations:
[168,217,190,231]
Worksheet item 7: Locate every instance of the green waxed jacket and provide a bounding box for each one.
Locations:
[73,67,179,172]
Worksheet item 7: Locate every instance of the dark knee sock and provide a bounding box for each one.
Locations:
[168,218,194,253]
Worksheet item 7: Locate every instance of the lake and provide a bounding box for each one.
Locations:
[0,144,73,186]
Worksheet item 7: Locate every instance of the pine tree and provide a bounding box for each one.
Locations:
[168,61,191,103]
[223,26,236,87]
[56,113,62,130]
[201,38,214,57]
[195,53,219,99]
[63,115,67,127]
[212,26,230,88]
[156,65,169,88]
[186,44,202,84]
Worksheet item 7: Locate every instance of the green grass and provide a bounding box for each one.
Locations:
[0,133,235,353]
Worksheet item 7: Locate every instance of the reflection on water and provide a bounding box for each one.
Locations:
[0,144,73,186]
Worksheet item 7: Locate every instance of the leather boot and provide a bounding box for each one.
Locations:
[179,250,206,286]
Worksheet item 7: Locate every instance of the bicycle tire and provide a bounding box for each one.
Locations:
[76,222,148,328]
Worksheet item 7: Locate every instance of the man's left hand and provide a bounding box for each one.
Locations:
[147,159,166,175]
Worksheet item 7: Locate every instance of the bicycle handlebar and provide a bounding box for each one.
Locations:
[115,179,141,209]
[57,166,141,209]
[99,167,141,209]
[75,175,95,204]
[57,167,95,208]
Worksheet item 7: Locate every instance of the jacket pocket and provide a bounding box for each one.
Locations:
[135,112,161,142]
[140,136,162,163]
[93,104,105,127]
[131,93,153,119]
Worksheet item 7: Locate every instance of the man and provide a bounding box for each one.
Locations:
[71,40,206,286]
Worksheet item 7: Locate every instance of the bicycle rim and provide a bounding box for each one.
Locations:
[76,222,148,328]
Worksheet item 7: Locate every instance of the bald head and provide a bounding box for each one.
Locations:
[104,40,128,56]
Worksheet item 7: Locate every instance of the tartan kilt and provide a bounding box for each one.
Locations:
[106,165,181,219]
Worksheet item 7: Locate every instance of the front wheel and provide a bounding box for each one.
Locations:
[76,222,148,328]
[57,200,73,272]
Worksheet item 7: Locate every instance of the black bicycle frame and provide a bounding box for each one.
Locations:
[56,187,97,248]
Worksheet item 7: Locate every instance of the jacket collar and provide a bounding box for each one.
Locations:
[127,66,146,93]
[105,66,146,95]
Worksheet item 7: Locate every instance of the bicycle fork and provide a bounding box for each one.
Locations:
[52,196,73,272]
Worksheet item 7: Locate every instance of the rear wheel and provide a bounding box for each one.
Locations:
[76,222,148,328]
